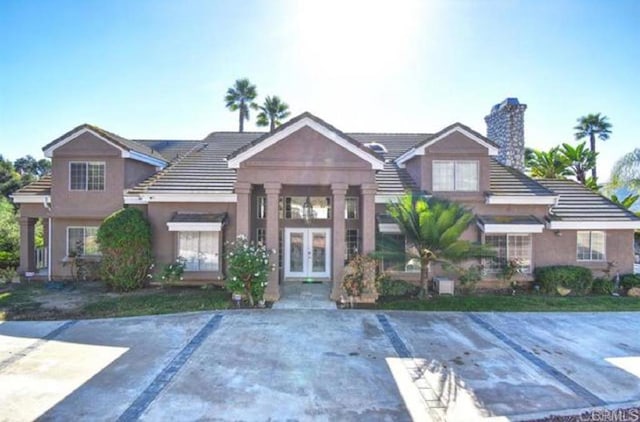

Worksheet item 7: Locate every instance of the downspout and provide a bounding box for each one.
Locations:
[43,196,52,281]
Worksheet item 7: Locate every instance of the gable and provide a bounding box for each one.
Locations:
[424,131,489,154]
[227,114,384,170]
[396,124,499,167]
[53,131,122,157]
[243,126,372,169]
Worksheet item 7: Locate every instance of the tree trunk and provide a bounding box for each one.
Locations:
[270,119,275,132]
[590,134,597,180]
[420,257,431,300]
[239,100,245,133]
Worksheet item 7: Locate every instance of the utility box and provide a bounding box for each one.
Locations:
[434,277,454,295]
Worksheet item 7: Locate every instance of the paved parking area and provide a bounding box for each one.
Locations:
[0,311,639,421]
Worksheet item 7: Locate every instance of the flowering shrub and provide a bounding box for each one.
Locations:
[161,258,186,284]
[225,235,274,306]
[500,258,522,291]
[342,255,376,298]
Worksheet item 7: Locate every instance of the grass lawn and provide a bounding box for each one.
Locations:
[378,294,640,312]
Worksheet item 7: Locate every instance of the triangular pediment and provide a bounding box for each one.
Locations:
[226,112,385,170]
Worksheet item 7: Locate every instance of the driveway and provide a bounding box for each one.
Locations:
[0,311,639,421]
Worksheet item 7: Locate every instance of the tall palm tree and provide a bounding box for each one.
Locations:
[224,78,258,133]
[383,193,493,298]
[610,149,640,192]
[526,147,572,179]
[559,142,597,185]
[256,96,291,132]
[574,113,612,180]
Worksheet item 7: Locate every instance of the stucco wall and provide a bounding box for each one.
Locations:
[124,158,157,188]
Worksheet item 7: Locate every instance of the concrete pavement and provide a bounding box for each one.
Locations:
[0,311,639,421]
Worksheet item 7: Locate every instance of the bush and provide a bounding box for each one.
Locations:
[620,274,640,290]
[97,207,153,292]
[0,251,19,269]
[0,267,17,284]
[225,236,274,306]
[161,258,186,284]
[343,255,376,298]
[591,277,615,295]
[375,274,419,298]
[534,266,593,295]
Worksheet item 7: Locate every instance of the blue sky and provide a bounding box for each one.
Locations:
[1,0,638,181]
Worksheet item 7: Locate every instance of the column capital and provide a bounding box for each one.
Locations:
[264,182,281,195]
[360,183,377,195]
[235,182,252,195]
[331,182,348,195]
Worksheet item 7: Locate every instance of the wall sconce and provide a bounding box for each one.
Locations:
[554,230,562,237]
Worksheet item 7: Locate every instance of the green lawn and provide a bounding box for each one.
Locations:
[378,294,640,312]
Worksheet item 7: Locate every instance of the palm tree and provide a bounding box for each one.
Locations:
[574,113,612,180]
[559,142,597,185]
[224,78,258,132]
[610,149,640,192]
[383,193,493,298]
[526,147,572,179]
[610,192,639,210]
[256,96,291,132]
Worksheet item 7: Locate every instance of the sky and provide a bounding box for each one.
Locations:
[1,0,638,182]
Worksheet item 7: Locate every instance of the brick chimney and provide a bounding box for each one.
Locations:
[484,98,527,172]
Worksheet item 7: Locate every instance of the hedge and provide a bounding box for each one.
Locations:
[534,265,593,295]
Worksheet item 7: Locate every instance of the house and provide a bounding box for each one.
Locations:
[12,98,640,300]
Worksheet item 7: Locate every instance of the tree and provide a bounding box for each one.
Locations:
[256,96,291,132]
[224,78,258,133]
[610,193,639,210]
[383,194,493,298]
[14,155,50,179]
[0,155,21,199]
[574,113,612,180]
[559,142,597,185]
[0,196,19,267]
[526,147,572,179]
[610,148,640,192]
[97,207,153,291]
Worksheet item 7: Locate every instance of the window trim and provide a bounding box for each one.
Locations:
[177,231,220,272]
[69,161,106,191]
[66,226,101,256]
[576,230,606,262]
[345,197,359,219]
[484,233,532,274]
[432,160,479,192]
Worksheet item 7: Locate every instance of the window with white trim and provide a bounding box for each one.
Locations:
[379,234,420,272]
[256,228,266,245]
[345,197,358,219]
[178,231,219,271]
[67,226,100,256]
[577,231,605,261]
[345,229,359,263]
[256,196,266,219]
[70,162,105,191]
[484,234,532,274]
[432,160,478,192]
[284,197,331,219]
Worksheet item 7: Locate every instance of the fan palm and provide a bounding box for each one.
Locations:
[383,193,494,298]
[610,149,640,192]
[256,96,290,132]
[574,113,612,180]
[526,147,572,179]
[224,78,258,133]
[559,142,597,185]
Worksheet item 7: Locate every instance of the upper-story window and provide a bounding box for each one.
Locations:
[345,197,358,219]
[70,162,105,191]
[256,196,266,219]
[432,160,478,192]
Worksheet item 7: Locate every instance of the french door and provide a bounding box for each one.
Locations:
[284,228,331,279]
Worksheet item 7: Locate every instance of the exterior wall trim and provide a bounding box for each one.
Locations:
[396,126,500,167]
[166,222,224,231]
[10,194,50,204]
[546,220,640,230]
[485,195,558,205]
[227,117,385,170]
[124,193,237,203]
[477,221,544,234]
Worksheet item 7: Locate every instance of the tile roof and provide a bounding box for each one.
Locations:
[477,215,544,225]
[169,212,228,223]
[488,159,556,197]
[538,179,640,222]
[12,174,52,196]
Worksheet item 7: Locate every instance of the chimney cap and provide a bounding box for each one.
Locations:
[491,97,522,113]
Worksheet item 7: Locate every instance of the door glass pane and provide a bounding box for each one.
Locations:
[289,232,304,272]
[312,232,326,272]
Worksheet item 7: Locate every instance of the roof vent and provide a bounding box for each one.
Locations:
[364,142,387,153]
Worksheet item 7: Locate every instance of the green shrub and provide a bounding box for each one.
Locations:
[591,277,614,295]
[620,274,640,290]
[0,267,17,284]
[97,207,153,292]
[225,236,274,306]
[376,274,419,297]
[160,259,186,284]
[0,251,19,269]
[534,265,593,295]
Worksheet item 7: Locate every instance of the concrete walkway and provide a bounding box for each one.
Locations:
[272,281,337,310]
[1,311,639,421]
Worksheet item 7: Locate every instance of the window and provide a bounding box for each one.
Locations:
[178,231,219,271]
[284,197,331,219]
[256,228,266,245]
[577,231,605,261]
[256,196,266,219]
[345,229,359,263]
[378,234,420,272]
[432,160,478,192]
[484,234,532,274]
[345,197,358,219]
[67,226,100,256]
[70,162,105,191]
